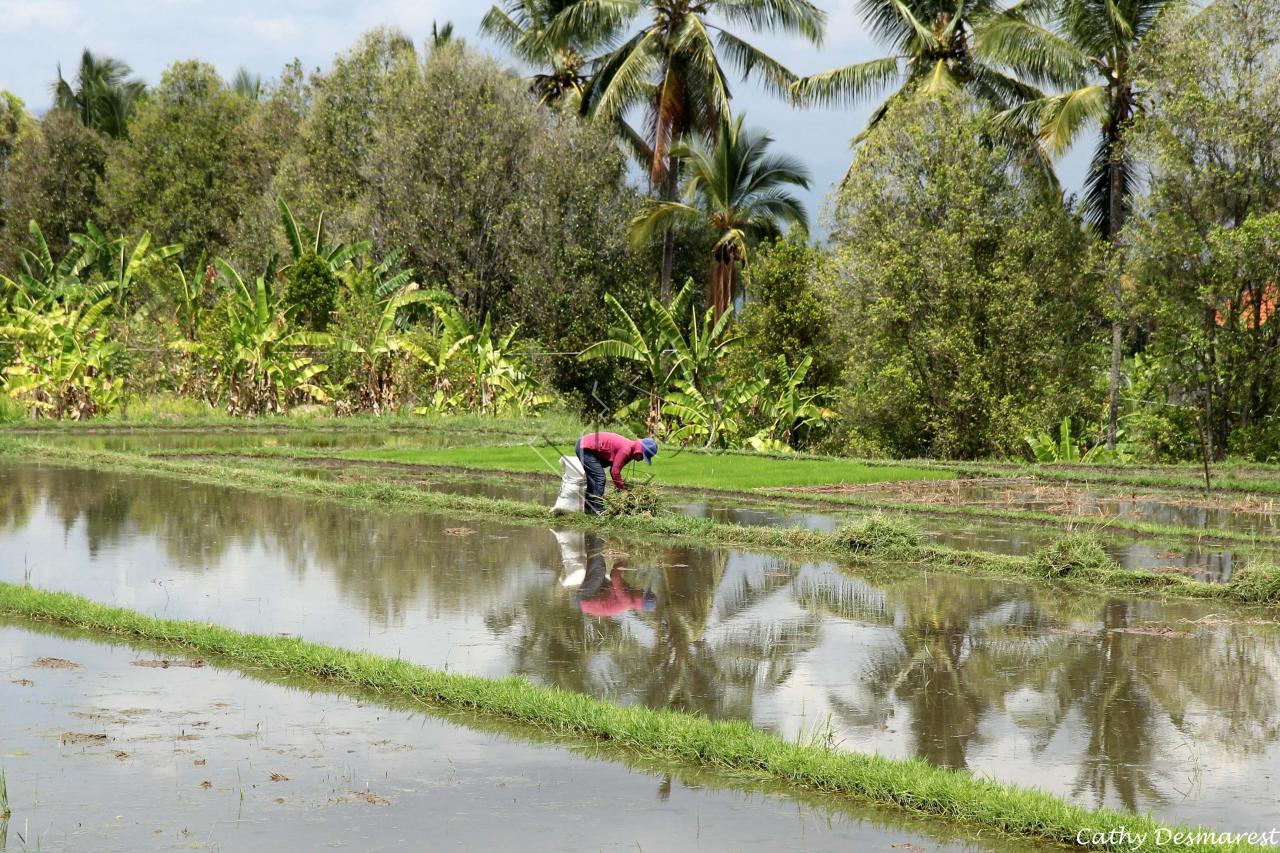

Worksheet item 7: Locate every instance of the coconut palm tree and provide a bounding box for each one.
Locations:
[432,20,456,48]
[791,0,1040,142]
[52,49,146,139]
[482,0,600,105]
[979,0,1174,448]
[231,68,262,100]
[570,0,825,296]
[629,114,809,319]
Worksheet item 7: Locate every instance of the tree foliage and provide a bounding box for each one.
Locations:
[100,61,277,258]
[1123,0,1280,460]
[829,94,1101,457]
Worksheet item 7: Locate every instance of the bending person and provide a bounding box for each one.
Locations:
[574,431,657,515]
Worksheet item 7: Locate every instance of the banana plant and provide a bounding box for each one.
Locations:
[201,259,332,415]
[1025,417,1126,463]
[664,374,768,448]
[337,282,445,414]
[404,302,476,413]
[71,222,182,300]
[469,314,553,416]
[0,296,123,419]
[580,279,700,435]
[2,221,99,309]
[276,198,372,273]
[749,355,833,448]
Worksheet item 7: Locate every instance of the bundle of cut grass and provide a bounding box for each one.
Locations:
[834,513,922,557]
[1030,532,1119,580]
[1228,562,1280,603]
[604,484,663,517]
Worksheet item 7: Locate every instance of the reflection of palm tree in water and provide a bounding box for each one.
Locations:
[1014,598,1279,813]
[626,546,821,720]
[809,566,1280,812]
[871,580,1022,770]
[509,534,820,721]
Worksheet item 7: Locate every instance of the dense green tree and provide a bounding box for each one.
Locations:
[629,113,809,319]
[733,233,838,390]
[981,0,1177,449]
[1123,0,1280,460]
[0,91,26,174]
[361,47,646,339]
[100,61,276,258]
[829,94,1101,458]
[0,92,33,257]
[0,112,108,266]
[272,29,418,237]
[52,49,147,139]
[575,0,825,296]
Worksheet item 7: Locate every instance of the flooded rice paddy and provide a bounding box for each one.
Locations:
[138,450,1263,581]
[1,623,1025,852]
[2,462,1279,837]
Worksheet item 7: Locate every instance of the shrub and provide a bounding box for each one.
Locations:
[604,485,663,517]
[1030,533,1119,579]
[834,513,922,557]
[285,253,339,330]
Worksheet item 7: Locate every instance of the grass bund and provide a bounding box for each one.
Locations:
[5,438,1280,609]
[301,446,1280,551]
[345,445,953,489]
[174,444,1280,561]
[0,582,1266,853]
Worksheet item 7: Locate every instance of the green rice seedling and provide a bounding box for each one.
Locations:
[1,766,10,818]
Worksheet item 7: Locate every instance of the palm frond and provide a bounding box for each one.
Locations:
[712,29,799,97]
[792,57,903,107]
[714,0,827,43]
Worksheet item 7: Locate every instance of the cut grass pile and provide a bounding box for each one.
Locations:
[0,582,1265,852]
[603,484,664,517]
[834,513,923,558]
[1030,533,1120,580]
[345,445,953,490]
[1228,562,1280,604]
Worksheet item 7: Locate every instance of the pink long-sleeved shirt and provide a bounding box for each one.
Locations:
[579,431,644,490]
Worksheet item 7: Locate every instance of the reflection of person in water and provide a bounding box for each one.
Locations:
[576,533,657,616]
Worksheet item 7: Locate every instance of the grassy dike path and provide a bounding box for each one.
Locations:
[0,581,1268,853]
[4,438,1280,608]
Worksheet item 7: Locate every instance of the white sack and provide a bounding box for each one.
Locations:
[552,454,586,515]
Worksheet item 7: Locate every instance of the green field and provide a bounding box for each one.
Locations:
[344,445,953,491]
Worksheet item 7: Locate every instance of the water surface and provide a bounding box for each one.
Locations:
[3,623,1022,852]
[2,463,1278,835]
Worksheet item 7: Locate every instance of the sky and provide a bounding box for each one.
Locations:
[0,0,1090,230]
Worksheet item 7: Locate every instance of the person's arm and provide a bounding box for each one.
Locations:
[610,453,628,491]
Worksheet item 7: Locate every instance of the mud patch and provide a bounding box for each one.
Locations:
[60,732,108,745]
[1109,626,1194,639]
[34,657,81,669]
